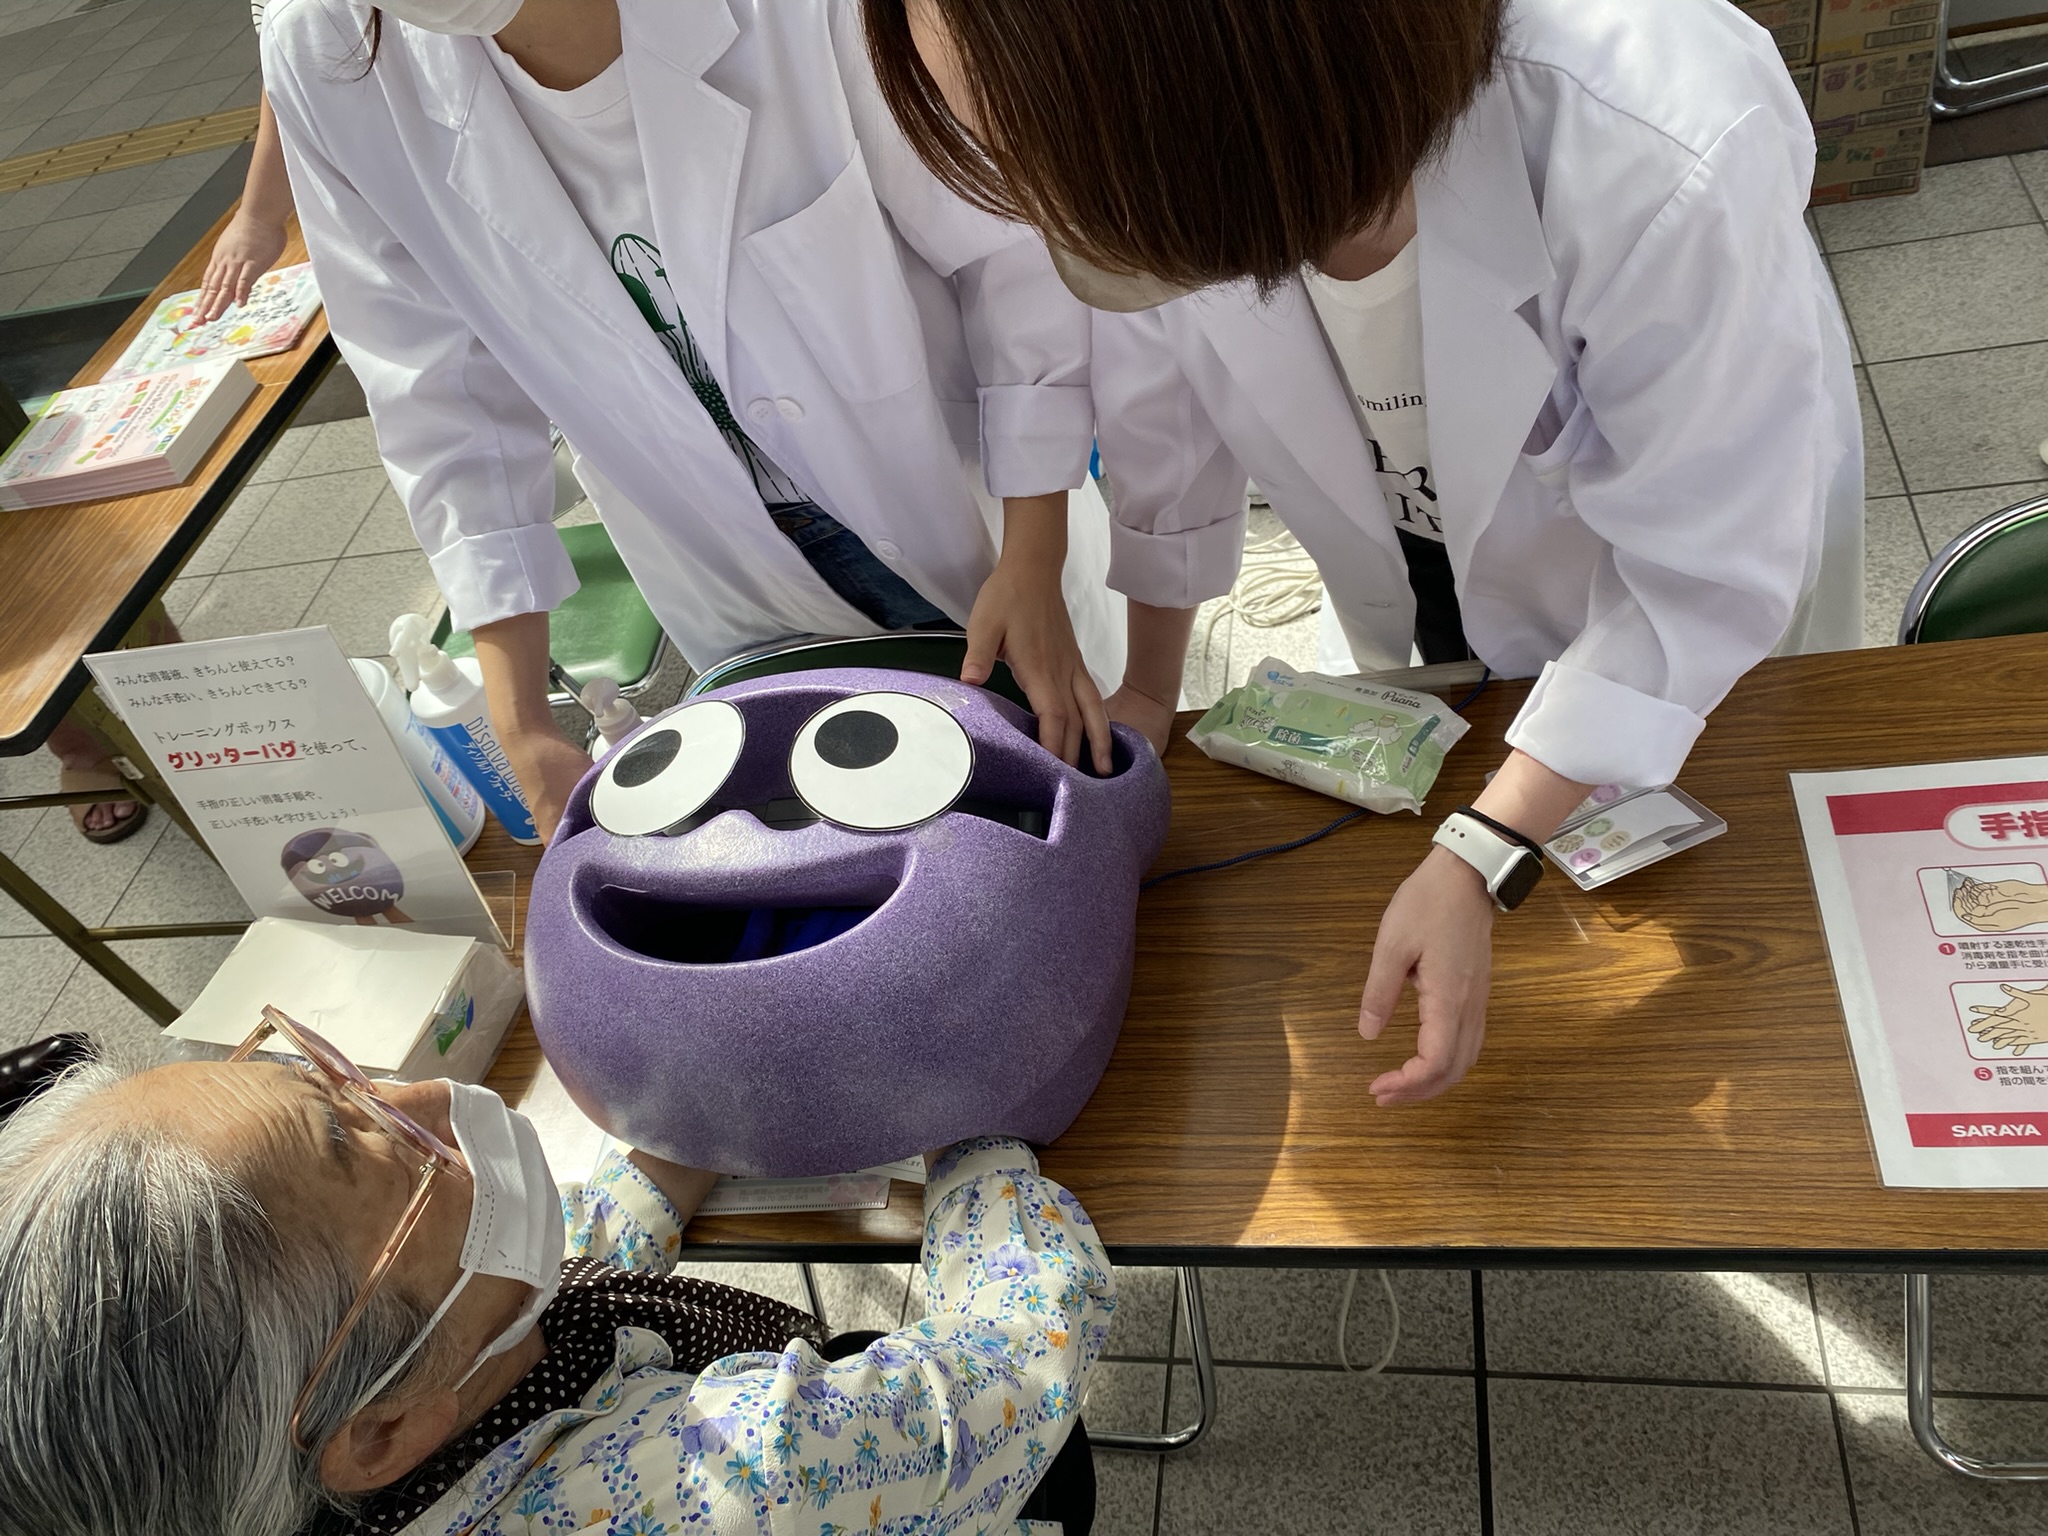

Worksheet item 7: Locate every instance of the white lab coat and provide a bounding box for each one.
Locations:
[1093,0,1862,789]
[262,0,1124,683]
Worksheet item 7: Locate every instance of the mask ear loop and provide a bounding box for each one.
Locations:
[344,1270,476,1422]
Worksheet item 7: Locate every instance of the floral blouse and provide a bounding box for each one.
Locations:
[393,1136,1116,1536]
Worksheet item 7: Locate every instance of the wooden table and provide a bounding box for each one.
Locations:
[483,633,2048,1274]
[0,209,335,755]
[0,209,335,1022]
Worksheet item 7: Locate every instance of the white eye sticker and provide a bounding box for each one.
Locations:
[790,692,973,832]
[590,700,746,837]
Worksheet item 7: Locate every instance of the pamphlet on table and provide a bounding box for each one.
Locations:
[100,262,323,381]
[0,358,255,509]
[1793,755,2048,1188]
[84,627,503,946]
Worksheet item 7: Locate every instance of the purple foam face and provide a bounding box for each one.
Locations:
[525,668,1171,1177]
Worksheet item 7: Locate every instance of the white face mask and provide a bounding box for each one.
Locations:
[378,0,526,37]
[351,1081,564,1412]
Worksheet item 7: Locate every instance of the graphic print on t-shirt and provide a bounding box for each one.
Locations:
[1363,408,1440,540]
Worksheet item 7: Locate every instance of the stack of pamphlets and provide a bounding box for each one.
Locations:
[101,262,323,381]
[0,358,257,510]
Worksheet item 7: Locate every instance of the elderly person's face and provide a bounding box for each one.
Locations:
[99,1061,542,1492]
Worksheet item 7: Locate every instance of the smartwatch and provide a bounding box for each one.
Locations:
[1432,806,1545,912]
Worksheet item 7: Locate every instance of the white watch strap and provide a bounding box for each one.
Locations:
[1432,811,1522,899]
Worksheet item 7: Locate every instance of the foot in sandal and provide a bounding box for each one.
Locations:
[59,766,149,846]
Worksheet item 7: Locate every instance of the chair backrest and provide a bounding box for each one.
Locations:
[687,632,1029,709]
[440,522,666,687]
[1899,494,2048,644]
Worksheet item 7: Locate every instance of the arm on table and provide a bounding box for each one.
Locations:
[197,93,294,323]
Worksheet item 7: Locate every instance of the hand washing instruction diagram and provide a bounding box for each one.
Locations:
[1793,756,2048,1188]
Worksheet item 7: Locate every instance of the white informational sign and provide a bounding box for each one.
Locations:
[1792,755,2048,1188]
[85,628,501,946]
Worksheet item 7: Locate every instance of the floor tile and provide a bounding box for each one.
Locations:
[0,263,58,313]
[1910,482,2044,553]
[1093,1433,1162,1536]
[1484,1270,1825,1385]
[300,550,445,660]
[81,92,176,140]
[23,251,131,308]
[11,107,106,157]
[1102,1265,1178,1361]
[1869,342,2048,495]
[0,209,100,273]
[0,937,78,1053]
[1814,1272,2048,1395]
[805,1262,912,1335]
[665,1259,810,1314]
[46,163,162,225]
[1815,157,2042,254]
[2015,149,2048,219]
[0,753,60,801]
[177,561,330,643]
[33,951,171,1062]
[1489,1379,1853,1536]
[289,416,387,479]
[0,800,163,937]
[106,819,249,928]
[178,481,274,579]
[142,76,237,127]
[1831,225,2048,363]
[162,575,209,626]
[0,181,74,232]
[1158,1365,1480,1536]
[1085,1359,1168,1440]
[0,803,42,860]
[247,426,319,485]
[69,194,183,260]
[343,485,423,558]
[222,467,386,571]
[1838,1393,2048,1536]
[1864,496,1927,648]
[1192,1266,1473,1370]
[1857,369,1905,500]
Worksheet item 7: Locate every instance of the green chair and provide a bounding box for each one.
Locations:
[1900,494,2048,644]
[688,631,1027,709]
[437,522,669,702]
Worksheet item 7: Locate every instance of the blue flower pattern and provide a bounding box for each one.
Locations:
[398,1137,1110,1536]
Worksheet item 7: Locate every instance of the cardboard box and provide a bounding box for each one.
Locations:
[1812,44,1936,129]
[1737,0,1821,66]
[1791,64,1819,111]
[1810,116,1930,204]
[1816,0,1941,61]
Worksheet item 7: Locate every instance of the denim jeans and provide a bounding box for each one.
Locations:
[770,501,951,631]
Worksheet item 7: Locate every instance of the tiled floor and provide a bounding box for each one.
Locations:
[3,66,2048,1528]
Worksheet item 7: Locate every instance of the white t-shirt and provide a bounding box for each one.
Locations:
[1304,239,1442,544]
[484,42,808,507]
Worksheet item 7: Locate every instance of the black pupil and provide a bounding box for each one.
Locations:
[814,710,898,770]
[611,728,682,787]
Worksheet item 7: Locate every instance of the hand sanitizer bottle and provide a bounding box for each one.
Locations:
[389,614,540,845]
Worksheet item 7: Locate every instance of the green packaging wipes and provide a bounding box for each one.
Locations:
[1187,658,1470,814]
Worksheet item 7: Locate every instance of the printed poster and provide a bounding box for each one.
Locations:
[1792,756,2048,1187]
[85,628,501,947]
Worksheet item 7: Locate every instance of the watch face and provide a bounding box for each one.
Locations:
[1495,850,1543,911]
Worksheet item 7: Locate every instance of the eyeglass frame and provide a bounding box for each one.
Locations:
[230,1005,470,1451]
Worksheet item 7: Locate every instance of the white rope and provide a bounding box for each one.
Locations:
[1189,501,1326,702]
[1336,1269,1401,1375]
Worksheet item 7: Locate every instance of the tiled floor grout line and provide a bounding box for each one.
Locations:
[1823,214,2043,259]
[1864,334,2048,368]
[1811,1275,1867,1536]
[1471,1270,1495,1536]
[1850,357,1927,557]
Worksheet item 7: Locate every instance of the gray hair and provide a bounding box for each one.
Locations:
[0,1052,449,1536]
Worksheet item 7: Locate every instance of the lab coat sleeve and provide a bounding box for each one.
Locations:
[1505,105,1827,790]
[829,1,1094,498]
[262,33,575,633]
[1090,308,1251,609]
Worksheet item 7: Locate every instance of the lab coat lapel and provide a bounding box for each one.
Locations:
[424,32,651,348]
[620,0,748,388]
[1415,79,1560,575]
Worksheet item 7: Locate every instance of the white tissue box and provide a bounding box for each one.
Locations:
[170,917,524,1081]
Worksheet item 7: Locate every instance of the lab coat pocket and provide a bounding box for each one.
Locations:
[1519,395,1593,487]
[743,149,929,403]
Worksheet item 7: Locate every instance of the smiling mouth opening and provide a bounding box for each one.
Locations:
[586,882,895,964]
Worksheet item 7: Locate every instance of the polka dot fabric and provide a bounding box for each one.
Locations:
[314,1258,825,1536]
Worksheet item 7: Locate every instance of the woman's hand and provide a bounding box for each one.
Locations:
[195,209,290,323]
[968,493,1113,773]
[1106,682,1175,757]
[1358,749,1591,1107]
[1358,846,1497,1105]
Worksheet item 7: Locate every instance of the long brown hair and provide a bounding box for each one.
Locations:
[863,0,1505,289]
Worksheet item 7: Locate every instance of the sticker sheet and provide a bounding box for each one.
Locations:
[1792,756,2048,1187]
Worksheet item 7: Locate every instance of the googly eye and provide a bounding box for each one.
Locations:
[304,856,327,875]
[590,700,746,837]
[789,692,973,832]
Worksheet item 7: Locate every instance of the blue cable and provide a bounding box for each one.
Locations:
[1140,668,1493,893]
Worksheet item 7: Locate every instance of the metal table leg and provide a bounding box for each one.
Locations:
[1905,1274,2048,1479]
[1094,1267,1218,1455]
[801,1262,828,1332]
[1933,3,2048,119]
